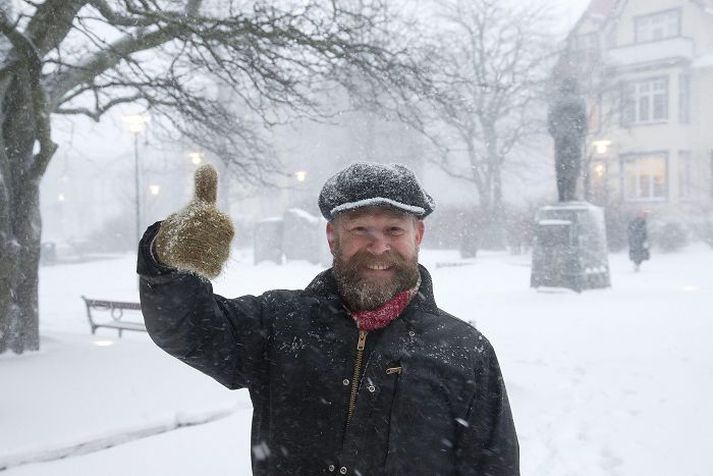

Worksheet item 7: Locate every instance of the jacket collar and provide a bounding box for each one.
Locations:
[304,263,439,315]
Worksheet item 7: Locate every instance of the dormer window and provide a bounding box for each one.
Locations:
[635,9,681,43]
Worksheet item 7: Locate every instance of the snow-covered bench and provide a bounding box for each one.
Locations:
[81,296,146,337]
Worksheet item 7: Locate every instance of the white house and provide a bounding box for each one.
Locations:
[565,0,713,225]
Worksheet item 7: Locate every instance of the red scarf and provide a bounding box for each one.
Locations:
[351,282,420,331]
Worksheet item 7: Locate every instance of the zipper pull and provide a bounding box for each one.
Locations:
[386,366,402,375]
[357,329,367,351]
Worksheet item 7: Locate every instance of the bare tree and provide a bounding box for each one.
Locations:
[406,0,555,248]
[0,0,423,354]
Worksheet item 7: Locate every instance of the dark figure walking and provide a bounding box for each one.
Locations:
[628,212,650,272]
[548,78,587,202]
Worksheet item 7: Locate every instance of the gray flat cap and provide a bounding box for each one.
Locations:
[318,162,435,221]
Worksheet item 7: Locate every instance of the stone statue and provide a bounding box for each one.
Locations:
[548,78,587,202]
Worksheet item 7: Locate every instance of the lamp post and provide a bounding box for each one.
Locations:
[591,139,611,155]
[122,114,150,246]
[188,151,203,165]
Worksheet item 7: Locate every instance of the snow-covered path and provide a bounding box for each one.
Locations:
[1,246,712,475]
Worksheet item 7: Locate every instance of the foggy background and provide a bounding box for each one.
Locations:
[38,0,591,254]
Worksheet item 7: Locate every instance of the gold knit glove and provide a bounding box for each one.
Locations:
[154,164,235,279]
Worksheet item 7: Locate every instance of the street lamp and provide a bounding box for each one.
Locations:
[591,139,612,155]
[122,114,150,247]
[295,170,307,182]
[149,184,161,196]
[188,152,203,165]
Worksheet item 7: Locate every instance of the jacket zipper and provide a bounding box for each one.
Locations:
[346,329,368,424]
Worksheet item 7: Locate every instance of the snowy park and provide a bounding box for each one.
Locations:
[1,244,712,476]
[2,0,713,475]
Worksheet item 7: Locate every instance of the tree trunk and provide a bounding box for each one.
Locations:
[0,189,42,353]
[0,70,49,354]
[482,124,505,250]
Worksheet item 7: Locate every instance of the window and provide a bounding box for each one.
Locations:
[678,73,690,123]
[678,151,692,199]
[621,78,668,124]
[635,9,681,43]
[622,154,667,201]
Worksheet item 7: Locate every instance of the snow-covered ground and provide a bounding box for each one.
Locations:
[1,245,712,475]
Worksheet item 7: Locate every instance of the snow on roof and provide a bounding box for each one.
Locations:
[286,208,321,224]
[539,219,572,226]
[541,201,598,211]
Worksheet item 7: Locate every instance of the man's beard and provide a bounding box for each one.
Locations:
[333,247,420,312]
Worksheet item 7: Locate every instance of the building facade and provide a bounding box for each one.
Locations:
[565,0,713,225]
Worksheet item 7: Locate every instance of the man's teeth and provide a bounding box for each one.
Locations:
[367,264,390,270]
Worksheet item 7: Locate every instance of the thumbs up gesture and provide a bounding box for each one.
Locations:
[153,164,235,279]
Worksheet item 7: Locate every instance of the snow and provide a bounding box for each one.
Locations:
[330,197,426,217]
[285,208,322,225]
[2,245,713,475]
[693,52,713,69]
[538,219,571,225]
[606,37,695,67]
[318,162,435,220]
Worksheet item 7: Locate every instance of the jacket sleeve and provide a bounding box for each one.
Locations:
[137,221,269,391]
[455,339,520,476]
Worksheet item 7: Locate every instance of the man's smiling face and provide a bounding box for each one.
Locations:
[327,207,424,311]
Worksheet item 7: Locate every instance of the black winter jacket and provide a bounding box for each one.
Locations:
[138,222,519,476]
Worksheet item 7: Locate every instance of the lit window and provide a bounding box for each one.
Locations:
[621,78,668,124]
[622,154,667,201]
[635,10,680,43]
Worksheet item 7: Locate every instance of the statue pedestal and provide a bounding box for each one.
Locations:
[530,201,610,292]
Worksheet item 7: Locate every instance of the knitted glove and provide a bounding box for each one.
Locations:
[153,164,235,279]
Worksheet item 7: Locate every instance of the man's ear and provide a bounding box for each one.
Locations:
[326,222,338,255]
[415,219,425,246]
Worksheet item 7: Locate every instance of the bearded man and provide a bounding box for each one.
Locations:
[137,162,519,476]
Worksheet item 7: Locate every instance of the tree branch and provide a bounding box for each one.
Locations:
[55,93,143,121]
[46,0,204,108]
[88,0,157,27]
[24,0,90,56]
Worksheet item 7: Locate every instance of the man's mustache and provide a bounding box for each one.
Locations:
[345,251,407,270]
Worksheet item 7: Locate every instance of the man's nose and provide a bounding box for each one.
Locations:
[366,231,391,255]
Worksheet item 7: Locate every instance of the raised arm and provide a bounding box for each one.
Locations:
[136,165,266,390]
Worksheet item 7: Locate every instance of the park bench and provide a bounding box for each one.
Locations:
[81,296,146,337]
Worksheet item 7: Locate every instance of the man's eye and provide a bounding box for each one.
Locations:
[389,227,405,235]
[352,226,368,233]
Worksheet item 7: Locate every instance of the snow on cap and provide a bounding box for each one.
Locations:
[318,162,435,221]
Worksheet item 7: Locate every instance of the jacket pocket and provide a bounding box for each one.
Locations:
[383,361,404,471]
